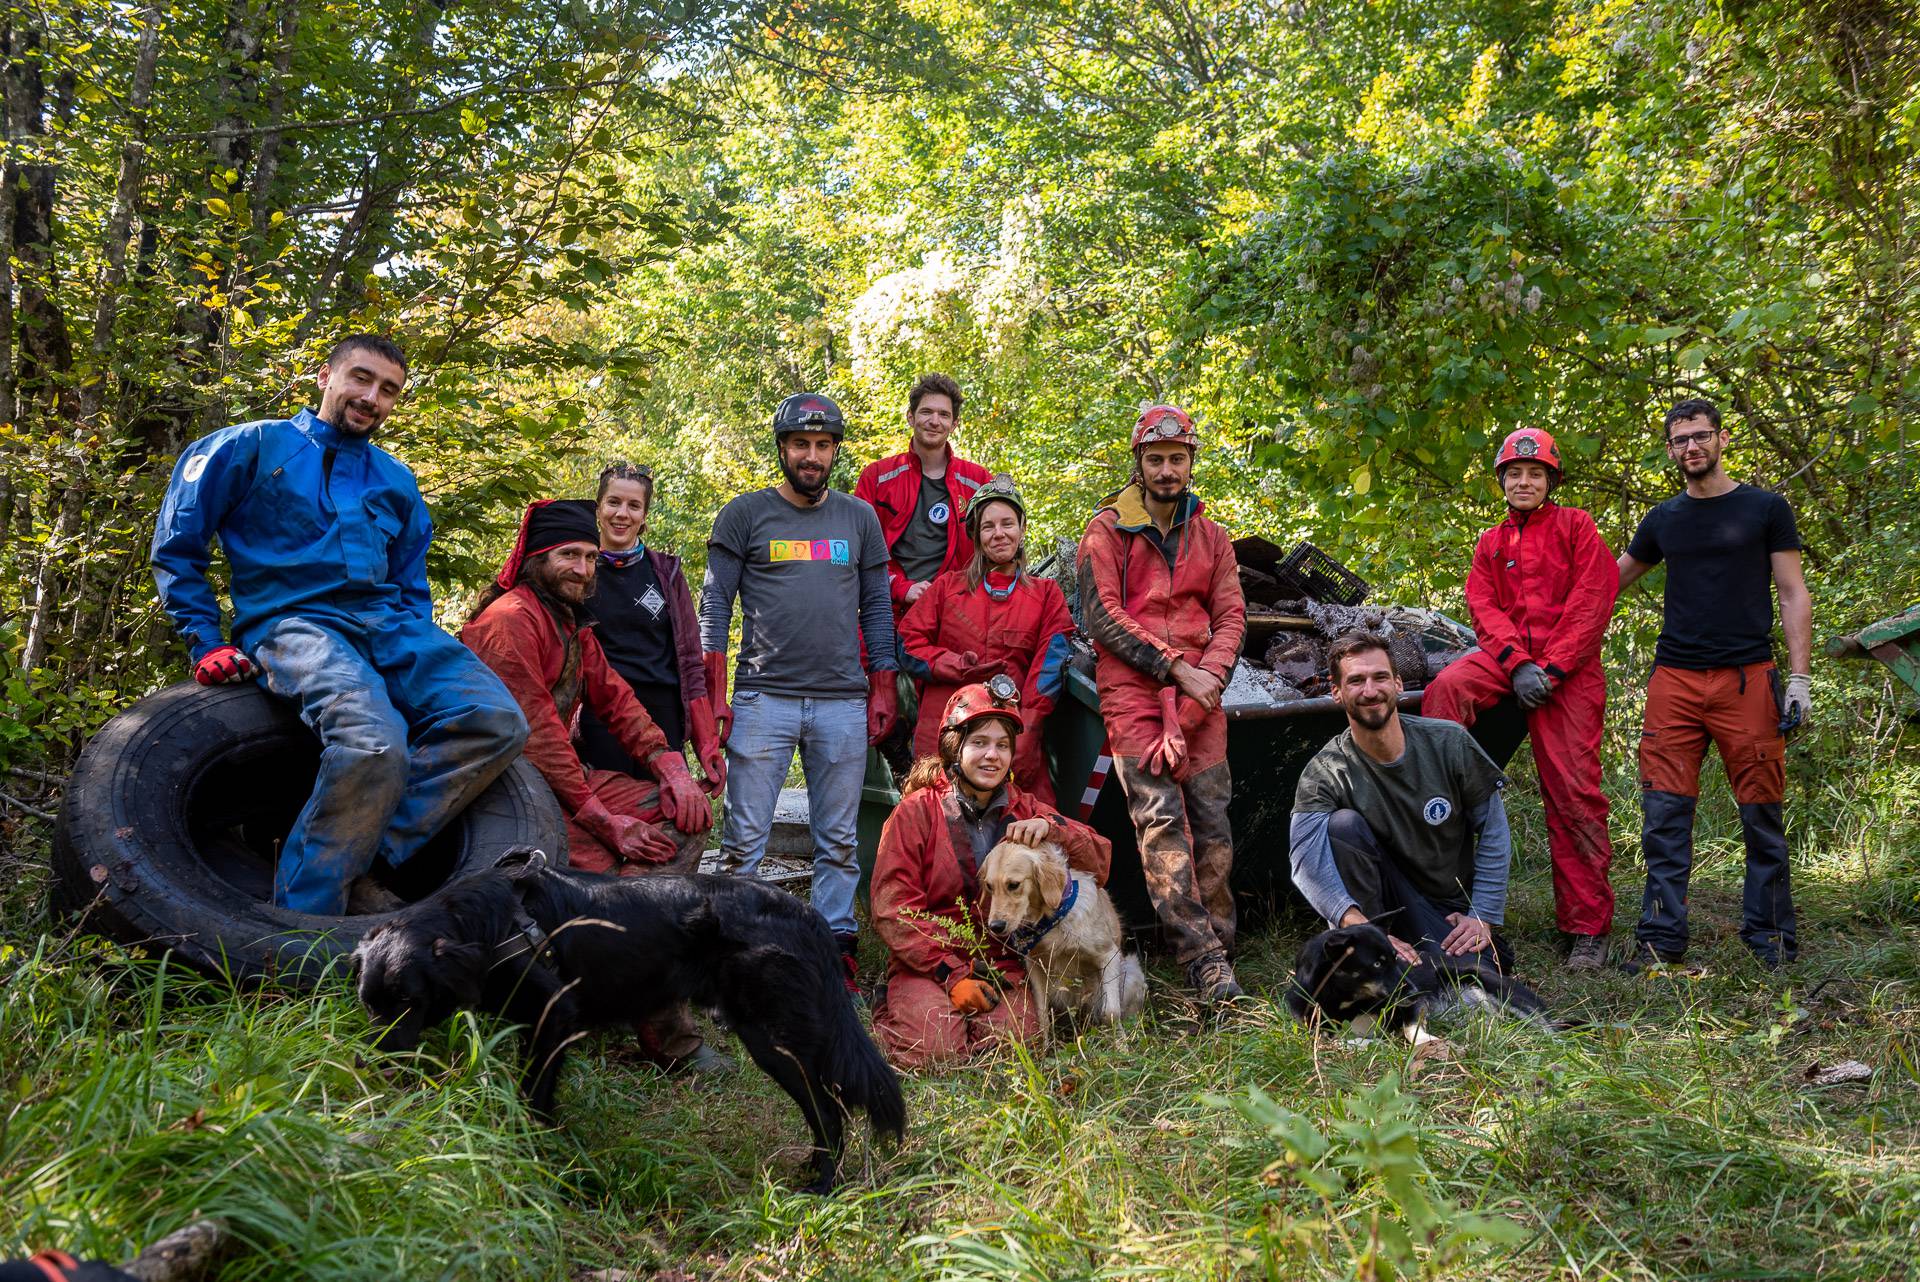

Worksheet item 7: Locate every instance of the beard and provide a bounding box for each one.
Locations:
[524,554,595,615]
[1347,697,1395,732]
[1142,474,1189,503]
[781,455,831,499]
[1679,451,1720,478]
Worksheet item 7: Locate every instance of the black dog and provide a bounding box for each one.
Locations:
[1285,922,1549,1044]
[354,848,905,1193]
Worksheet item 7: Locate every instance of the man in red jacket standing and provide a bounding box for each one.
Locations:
[1421,428,1619,969]
[1077,405,1248,1003]
[853,373,994,618]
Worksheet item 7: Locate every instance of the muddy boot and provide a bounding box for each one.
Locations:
[667,1043,738,1077]
[1616,940,1685,975]
[1187,952,1245,1004]
[1565,934,1610,972]
[346,876,406,916]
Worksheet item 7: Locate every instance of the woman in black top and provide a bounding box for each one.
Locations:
[576,462,724,793]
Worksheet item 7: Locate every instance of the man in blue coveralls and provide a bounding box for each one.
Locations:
[151,334,529,915]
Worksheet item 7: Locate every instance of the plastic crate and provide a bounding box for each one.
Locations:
[1273,541,1369,606]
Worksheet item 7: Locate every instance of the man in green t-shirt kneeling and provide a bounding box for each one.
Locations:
[1289,633,1516,972]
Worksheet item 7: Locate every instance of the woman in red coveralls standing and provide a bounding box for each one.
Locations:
[869,680,1111,1070]
[898,474,1075,803]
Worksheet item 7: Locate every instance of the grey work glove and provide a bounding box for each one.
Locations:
[1782,673,1812,728]
[1511,661,1554,710]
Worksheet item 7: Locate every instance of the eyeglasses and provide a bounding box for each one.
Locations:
[1667,429,1720,450]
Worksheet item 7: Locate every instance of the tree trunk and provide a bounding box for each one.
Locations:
[81,5,164,424]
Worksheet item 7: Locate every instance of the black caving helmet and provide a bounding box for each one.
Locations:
[772,393,847,444]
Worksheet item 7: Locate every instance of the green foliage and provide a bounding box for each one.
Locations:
[1219,1077,1527,1279]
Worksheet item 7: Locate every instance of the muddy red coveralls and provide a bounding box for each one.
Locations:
[898,571,1075,802]
[1422,501,1619,935]
[869,773,1111,1070]
[462,583,703,874]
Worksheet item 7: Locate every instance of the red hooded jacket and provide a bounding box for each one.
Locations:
[1076,484,1247,769]
[461,583,668,816]
[898,569,1074,762]
[870,772,1111,988]
[1464,501,1618,681]
[854,447,993,611]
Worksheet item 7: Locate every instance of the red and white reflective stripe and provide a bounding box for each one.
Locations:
[1078,742,1114,821]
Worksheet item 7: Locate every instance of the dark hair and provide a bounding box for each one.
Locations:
[908,372,964,417]
[1664,398,1721,436]
[327,333,409,375]
[596,460,654,506]
[1327,631,1393,686]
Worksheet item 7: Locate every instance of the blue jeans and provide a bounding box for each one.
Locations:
[252,615,528,915]
[720,689,867,935]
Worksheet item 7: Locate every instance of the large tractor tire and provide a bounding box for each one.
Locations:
[51,681,564,986]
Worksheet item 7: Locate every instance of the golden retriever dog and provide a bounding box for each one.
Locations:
[981,840,1146,1040]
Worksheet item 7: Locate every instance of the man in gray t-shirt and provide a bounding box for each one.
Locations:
[700,393,897,987]
[1288,633,1515,970]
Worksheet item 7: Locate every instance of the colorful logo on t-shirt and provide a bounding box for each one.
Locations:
[928,501,950,526]
[1422,796,1452,825]
[769,538,851,564]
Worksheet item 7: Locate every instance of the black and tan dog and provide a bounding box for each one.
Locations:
[353,848,904,1193]
[1285,922,1549,1044]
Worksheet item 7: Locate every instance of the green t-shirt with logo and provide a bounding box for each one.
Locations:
[1292,715,1506,908]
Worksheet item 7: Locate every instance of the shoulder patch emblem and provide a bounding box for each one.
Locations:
[182,454,210,484]
[1423,796,1453,825]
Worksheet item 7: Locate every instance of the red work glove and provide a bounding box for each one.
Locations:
[193,644,257,686]
[867,669,899,746]
[1142,686,1188,777]
[948,974,1000,1014]
[702,651,733,747]
[650,751,713,835]
[685,699,727,797]
[575,794,677,865]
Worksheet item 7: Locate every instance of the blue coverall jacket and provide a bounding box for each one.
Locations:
[149,408,528,916]
[152,407,435,657]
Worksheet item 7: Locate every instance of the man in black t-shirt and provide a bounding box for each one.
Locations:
[1616,398,1815,969]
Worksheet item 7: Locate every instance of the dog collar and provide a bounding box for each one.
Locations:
[1003,877,1078,957]
[493,911,556,971]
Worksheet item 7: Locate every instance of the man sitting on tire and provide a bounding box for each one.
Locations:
[463,499,727,1073]
[150,334,529,917]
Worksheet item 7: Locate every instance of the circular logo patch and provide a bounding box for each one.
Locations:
[928,501,951,526]
[1423,796,1453,825]
[182,454,210,483]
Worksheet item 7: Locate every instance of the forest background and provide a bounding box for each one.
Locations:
[3,1,1919,1277]
[3,0,1917,747]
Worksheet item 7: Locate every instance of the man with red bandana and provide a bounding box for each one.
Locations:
[1421,428,1619,969]
[1076,404,1248,1004]
[463,499,725,1071]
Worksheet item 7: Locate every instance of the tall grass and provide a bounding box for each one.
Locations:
[2,736,1917,1279]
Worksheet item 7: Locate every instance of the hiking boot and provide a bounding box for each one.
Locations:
[667,1043,737,1077]
[1616,941,1684,975]
[1188,953,1245,1004]
[1565,934,1610,972]
[346,877,406,916]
